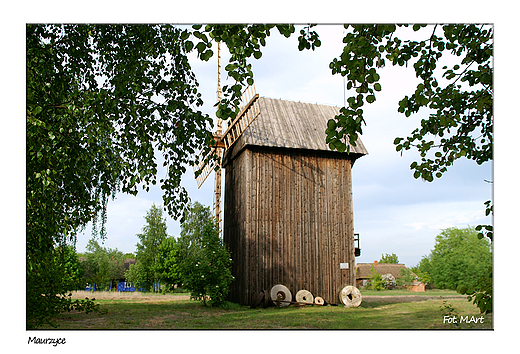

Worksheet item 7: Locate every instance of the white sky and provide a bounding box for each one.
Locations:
[71,24,493,268]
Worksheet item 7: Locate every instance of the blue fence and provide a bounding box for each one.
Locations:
[85,281,161,292]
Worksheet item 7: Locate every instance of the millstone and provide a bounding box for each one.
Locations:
[270,284,292,307]
[339,285,362,308]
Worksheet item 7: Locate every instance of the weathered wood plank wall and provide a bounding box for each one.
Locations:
[224,146,356,305]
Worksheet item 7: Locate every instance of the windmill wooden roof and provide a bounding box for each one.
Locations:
[223,97,368,165]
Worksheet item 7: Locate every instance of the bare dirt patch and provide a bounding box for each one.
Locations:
[69,290,190,301]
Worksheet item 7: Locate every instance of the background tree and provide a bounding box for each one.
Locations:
[410,256,432,285]
[429,227,492,290]
[416,226,492,313]
[131,204,169,291]
[124,262,150,291]
[83,239,126,290]
[178,202,234,306]
[379,253,399,264]
[154,236,182,292]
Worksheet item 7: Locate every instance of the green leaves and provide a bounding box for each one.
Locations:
[154,237,182,289]
[27,24,216,325]
[297,25,321,51]
[476,200,493,241]
[185,40,194,52]
[428,227,493,314]
[327,25,389,152]
[178,202,234,306]
[331,24,493,188]
[384,24,494,184]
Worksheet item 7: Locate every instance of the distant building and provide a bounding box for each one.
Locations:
[356,261,423,291]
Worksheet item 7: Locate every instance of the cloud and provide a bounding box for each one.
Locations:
[405,222,428,232]
[355,199,491,266]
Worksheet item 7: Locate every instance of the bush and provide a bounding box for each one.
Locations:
[382,273,396,289]
[27,245,97,328]
[369,265,383,291]
[396,268,416,286]
[180,222,234,306]
[178,202,234,306]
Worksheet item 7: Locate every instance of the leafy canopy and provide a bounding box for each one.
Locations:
[430,226,492,290]
[27,24,212,247]
[26,23,212,326]
[326,24,492,175]
[415,226,492,313]
[325,24,493,241]
[135,204,169,270]
[379,253,399,264]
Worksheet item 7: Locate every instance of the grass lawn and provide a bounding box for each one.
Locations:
[40,289,492,330]
[359,288,460,296]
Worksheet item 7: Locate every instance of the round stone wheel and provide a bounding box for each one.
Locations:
[314,296,324,305]
[295,289,314,304]
[270,284,292,307]
[339,285,362,308]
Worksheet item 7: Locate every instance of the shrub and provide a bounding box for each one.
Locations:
[382,273,396,289]
[178,202,234,307]
[369,265,383,291]
[180,222,234,306]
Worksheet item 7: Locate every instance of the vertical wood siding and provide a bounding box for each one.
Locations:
[224,146,356,305]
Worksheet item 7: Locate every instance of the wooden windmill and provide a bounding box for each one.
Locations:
[195,43,368,307]
[220,97,368,306]
[194,42,261,229]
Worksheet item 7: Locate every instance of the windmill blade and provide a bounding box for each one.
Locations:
[194,133,225,188]
[194,146,218,188]
[222,85,260,149]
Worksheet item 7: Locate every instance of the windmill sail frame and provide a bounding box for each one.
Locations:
[194,84,260,189]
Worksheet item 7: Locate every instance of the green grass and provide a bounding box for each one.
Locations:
[41,290,492,330]
[359,288,460,296]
